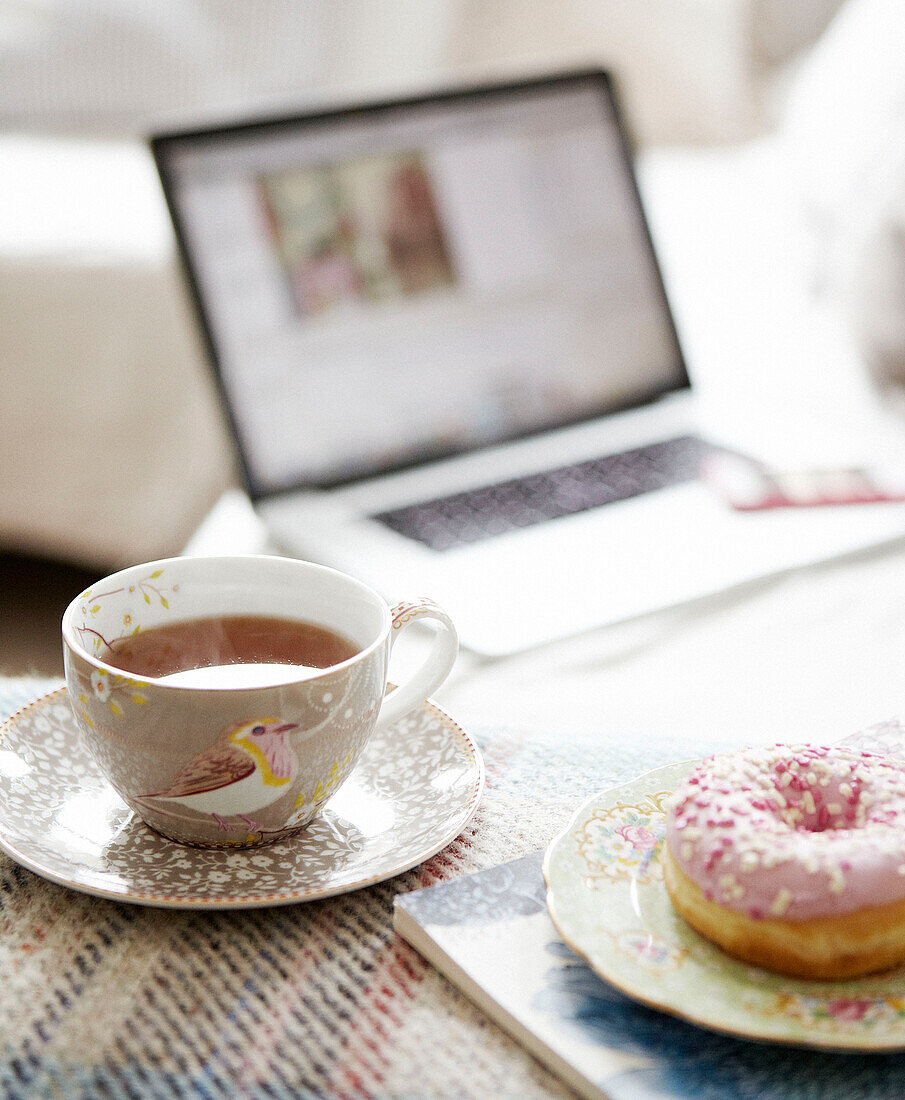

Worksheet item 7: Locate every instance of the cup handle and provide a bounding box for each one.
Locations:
[375,598,459,731]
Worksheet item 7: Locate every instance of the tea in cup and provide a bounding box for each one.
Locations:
[62,555,458,847]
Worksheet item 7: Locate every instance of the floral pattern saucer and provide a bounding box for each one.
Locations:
[0,688,483,909]
[544,758,905,1051]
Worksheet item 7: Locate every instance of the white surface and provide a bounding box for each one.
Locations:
[436,544,905,748]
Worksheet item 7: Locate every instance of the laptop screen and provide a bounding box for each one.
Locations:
[152,71,687,498]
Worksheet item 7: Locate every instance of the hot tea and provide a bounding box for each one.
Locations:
[64,554,458,844]
[105,614,358,679]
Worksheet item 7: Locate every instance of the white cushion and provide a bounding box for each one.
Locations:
[780,0,905,387]
[0,135,234,567]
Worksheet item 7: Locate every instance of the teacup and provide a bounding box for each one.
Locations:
[62,554,458,847]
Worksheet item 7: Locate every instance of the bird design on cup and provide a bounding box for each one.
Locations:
[135,718,298,837]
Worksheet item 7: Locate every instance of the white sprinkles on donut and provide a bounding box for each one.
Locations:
[665,744,905,921]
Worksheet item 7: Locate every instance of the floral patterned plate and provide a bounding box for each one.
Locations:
[0,687,483,909]
[543,760,905,1051]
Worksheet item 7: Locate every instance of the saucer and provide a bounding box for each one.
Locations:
[0,687,484,909]
[544,761,905,1051]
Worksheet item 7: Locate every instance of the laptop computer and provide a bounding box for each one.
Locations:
[152,69,905,655]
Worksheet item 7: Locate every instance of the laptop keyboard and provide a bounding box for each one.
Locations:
[373,434,710,551]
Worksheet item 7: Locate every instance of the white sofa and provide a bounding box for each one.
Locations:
[0,136,235,567]
[7,0,903,570]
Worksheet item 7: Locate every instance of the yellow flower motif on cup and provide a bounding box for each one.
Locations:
[73,691,95,728]
[85,669,147,717]
[288,751,355,826]
[76,568,176,654]
[311,750,354,805]
[91,670,111,701]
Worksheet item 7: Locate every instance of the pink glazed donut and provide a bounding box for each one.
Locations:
[663,744,905,978]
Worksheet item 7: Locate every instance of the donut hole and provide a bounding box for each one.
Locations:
[784,805,846,833]
[768,758,860,833]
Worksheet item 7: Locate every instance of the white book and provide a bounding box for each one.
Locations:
[395,851,649,1100]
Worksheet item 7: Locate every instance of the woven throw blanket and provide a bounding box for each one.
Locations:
[2,675,905,1099]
